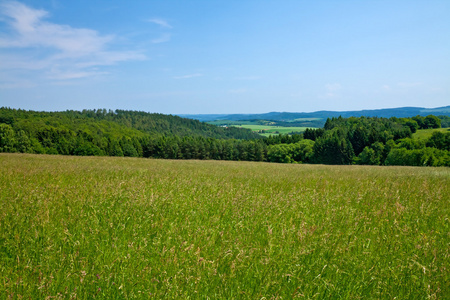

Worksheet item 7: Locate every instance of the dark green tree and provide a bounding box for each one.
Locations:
[267,144,294,163]
[0,123,17,152]
[424,115,441,129]
[313,129,355,164]
[15,130,33,153]
[108,139,124,157]
[426,131,450,151]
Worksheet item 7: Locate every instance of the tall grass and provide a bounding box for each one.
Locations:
[413,128,450,141]
[1,153,449,299]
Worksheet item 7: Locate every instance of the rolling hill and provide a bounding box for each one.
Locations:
[179,105,450,122]
[0,108,261,140]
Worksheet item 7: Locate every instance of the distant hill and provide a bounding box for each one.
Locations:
[179,106,450,122]
[0,108,261,140]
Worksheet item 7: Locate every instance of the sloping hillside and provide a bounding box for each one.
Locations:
[0,108,261,140]
[0,108,261,157]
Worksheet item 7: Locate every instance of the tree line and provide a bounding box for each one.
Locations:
[1,108,449,166]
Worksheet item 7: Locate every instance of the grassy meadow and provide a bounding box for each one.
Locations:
[232,124,309,136]
[413,128,450,141]
[0,153,449,299]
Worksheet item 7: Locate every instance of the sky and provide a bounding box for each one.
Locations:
[0,0,449,114]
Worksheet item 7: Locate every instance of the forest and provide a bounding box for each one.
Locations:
[1,107,449,166]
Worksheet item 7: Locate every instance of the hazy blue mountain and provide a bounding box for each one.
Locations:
[179,106,450,122]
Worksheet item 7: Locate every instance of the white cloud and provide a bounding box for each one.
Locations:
[0,75,35,89]
[146,18,172,43]
[380,82,427,94]
[0,1,145,82]
[47,70,109,80]
[173,73,203,79]
[147,18,172,29]
[151,33,171,44]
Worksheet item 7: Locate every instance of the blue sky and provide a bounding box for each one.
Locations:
[0,0,449,114]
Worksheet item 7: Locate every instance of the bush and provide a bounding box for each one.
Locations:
[426,131,450,151]
[385,148,450,167]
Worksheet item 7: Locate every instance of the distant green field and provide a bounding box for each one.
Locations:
[207,120,256,126]
[232,124,309,136]
[290,118,322,122]
[413,128,450,140]
[1,154,449,298]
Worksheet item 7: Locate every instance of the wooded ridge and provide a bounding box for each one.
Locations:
[1,108,449,166]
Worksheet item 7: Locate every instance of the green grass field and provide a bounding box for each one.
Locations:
[290,118,322,122]
[413,128,450,141]
[232,124,309,137]
[207,120,258,126]
[1,154,449,299]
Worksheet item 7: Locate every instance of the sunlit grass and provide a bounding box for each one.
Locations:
[0,153,449,298]
[413,128,450,141]
[231,124,309,136]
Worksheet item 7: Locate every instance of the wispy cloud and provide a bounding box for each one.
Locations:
[151,33,171,44]
[0,1,145,83]
[47,70,109,80]
[147,18,172,29]
[380,82,424,93]
[0,74,35,88]
[173,73,203,79]
[146,18,172,43]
